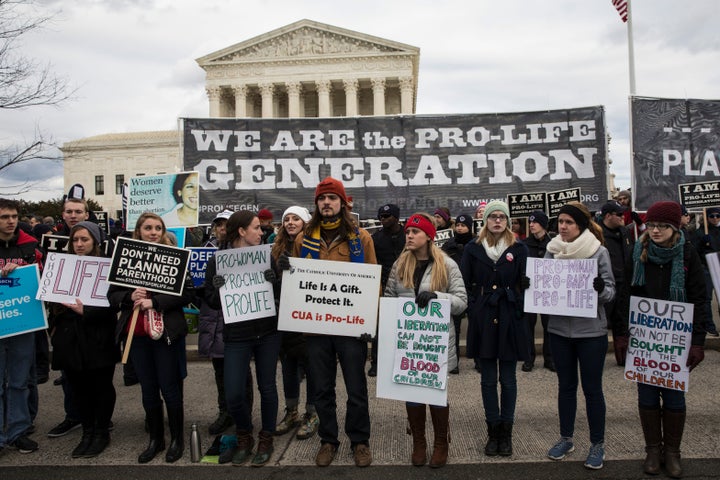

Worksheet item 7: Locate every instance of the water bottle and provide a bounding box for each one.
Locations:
[190,422,202,463]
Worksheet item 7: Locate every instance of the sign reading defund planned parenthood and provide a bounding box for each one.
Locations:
[37,253,111,307]
[0,264,48,339]
[624,296,692,392]
[108,237,190,296]
[278,257,381,337]
[523,257,598,318]
[214,245,275,324]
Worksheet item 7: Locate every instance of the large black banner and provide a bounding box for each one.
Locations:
[632,96,720,210]
[183,107,607,222]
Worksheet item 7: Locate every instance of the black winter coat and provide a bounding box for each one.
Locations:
[50,303,120,371]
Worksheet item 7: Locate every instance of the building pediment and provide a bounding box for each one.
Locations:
[197,19,419,66]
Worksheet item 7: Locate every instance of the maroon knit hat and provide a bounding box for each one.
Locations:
[315,177,347,204]
[645,201,681,230]
[257,208,273,220]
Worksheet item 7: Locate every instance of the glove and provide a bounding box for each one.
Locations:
[703,234,713,246]
[212,275,225,288]
[263,269,276,283]
[358,333,372,342]
[415,291,437,308]
[631,211,643,225]
[613,335,628,366]
[686,345,704,371]
[277,253,291,271]
[520,275,531,290]
[593,276,605,293]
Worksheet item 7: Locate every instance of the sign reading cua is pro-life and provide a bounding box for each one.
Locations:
[36,253,111,307]
[107,237,190,296]
[277,257,381,337]
[215,244,275,324]
[523,257,598,318]
[624,296,692,392]
[376,297,449,406]
[0,264,48,339]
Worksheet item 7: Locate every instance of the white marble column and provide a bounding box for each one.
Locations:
[206,86,221,117]
[233,85,247,117]
[286,81,302,118]
[399,77,414,114]
[316,80,332,117]
[343,79,359,117]
[371,77,386,116]
[259,83,274,118]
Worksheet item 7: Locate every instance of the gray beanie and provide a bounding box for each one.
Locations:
[72,221,103,246]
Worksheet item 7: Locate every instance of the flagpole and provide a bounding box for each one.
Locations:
[627,0,636,95]
[626,0,637,210]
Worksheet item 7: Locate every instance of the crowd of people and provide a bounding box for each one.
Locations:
[0,179,714,478]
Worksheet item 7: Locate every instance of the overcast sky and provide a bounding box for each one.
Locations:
[1,0,718,204]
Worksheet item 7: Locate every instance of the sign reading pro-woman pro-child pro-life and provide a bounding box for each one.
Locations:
[523,257,598,318]
[277,257,380,337]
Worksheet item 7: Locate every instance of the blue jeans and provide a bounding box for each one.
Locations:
[129,335,185,411]
[224,332,281,432]
[479,358,517,423]
[280,350,315,408]
[550,333,607,444]
[637,383,685,411]
[0,332,35,446]
[306,335,370,447]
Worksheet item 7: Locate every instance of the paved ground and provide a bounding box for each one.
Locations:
[1,336,719,479]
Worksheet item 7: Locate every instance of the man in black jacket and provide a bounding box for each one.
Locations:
[692,206,720,336]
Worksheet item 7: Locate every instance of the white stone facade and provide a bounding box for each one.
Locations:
[62,19,420,218]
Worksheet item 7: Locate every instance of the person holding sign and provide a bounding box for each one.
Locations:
[49,221,119,458]
[541,201,615,470]
[205,210,281,467]
[107,213,195,464]
[627,201,706,478]
[460,200,528,458]
[385,213,467,468]
[692,206,720,337]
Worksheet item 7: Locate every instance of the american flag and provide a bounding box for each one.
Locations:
[612,0,628,22]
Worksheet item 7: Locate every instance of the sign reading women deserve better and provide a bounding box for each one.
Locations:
[37,253,111,307]
[215,244,275,324]
[624,296,692,392]
[523,257,598,318]
[0,265,48,339]
[277,257,380,337]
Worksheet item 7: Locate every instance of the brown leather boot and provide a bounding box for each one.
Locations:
[429,405,450,468]
[405,404,427,466]
[639,407,662,475]
[251,430,274,467]
[663,409,685,478]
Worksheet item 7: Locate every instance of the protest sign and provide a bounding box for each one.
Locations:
[624,296,692,392]
[126,172,199,229]
[167,227,186,248]
[678,180,720,212]
[108,237,190,296]
[433,228,453,247]
[547,187,582,217]
[277,257,381,337]
[706,252,720,302]
[92,211,110,236]
[376,297,448,405]
[524,257,598,318]
[0,264,48,339]
[507,191,547,218]
[188,247,217,288]
[215,245,275,324]
[37,253,111,307]
[41,234,69,253]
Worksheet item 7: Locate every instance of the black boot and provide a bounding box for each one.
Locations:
[84,428,110,458]
[138,406,165,463]
[165,405,184,463]
[484,421,500,456]
[71,426,94,458]
[497,422,513,456]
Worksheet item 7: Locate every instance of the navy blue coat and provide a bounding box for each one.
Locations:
[460,240,530,361]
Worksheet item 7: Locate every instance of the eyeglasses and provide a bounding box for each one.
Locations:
[708,214,720,219]
[488,214,507,222]
[646,223,673,231]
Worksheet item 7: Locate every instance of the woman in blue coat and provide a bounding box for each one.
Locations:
[460,200,529,458]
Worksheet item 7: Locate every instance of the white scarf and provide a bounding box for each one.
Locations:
[546,228,600,259]
[482,236,508,262]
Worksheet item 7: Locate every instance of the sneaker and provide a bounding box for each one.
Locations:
[47,418,81,438]
[10,435,38,454]
[584,442,605,470]
[274,407,299,436]
[296,412,319,440]
[353,444,372,467]
[547,437,574,460]
[315,443,337,467]
[708,325,720,337]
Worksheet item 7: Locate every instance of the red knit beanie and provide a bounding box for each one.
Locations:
[645,201,681,230]
[257,208,273,220]
[315,177,347,204]
[405,213,437,240]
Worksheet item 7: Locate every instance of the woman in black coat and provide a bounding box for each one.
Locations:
[50,221,119,458]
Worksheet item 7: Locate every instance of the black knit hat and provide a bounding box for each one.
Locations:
[528,210,549,230]
[455,214,473,229]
